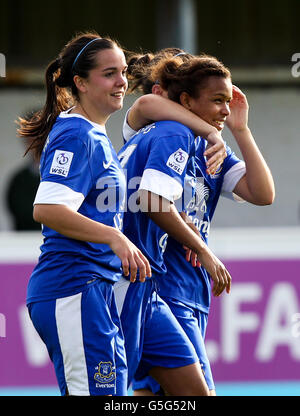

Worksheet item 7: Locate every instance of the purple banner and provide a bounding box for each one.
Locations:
[0,259,300,387]
[0,263,56,387]
[206,259,300,382]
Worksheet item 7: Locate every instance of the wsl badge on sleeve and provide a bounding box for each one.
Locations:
[50,150,74,177]
[166,148,188,175]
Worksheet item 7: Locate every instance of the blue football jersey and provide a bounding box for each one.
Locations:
[158,137,246,312]
[27,111,126,303]
[118,120,195,276]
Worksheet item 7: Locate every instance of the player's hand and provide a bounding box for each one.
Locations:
[183,246,201,268]
[196,245,231,296]
[204,130,227,175]
[109,229,152,282]
[225,85,249,133]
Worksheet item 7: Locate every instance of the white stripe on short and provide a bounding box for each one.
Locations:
[55,293,90,396]
[113,277,130,316]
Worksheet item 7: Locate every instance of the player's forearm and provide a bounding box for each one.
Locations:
[33,204,119,245]
[139,191,206,253]
[179,211,201,237]
[129,94,217,138]
[232,127,275,205]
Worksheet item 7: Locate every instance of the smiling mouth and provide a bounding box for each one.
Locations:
[111,92,124,98]
[214,120,225,129]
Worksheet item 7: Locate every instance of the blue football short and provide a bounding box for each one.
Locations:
[132,297,215,393]
[27,279,127,396]
[114,277,199,387]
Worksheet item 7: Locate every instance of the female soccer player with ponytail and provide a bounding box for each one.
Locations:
[17,32,151,396]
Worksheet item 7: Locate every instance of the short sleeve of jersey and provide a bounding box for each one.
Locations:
[139,127,193,202]
[221,144,246,200]
[34,135,93,210]
[122,108,137,143]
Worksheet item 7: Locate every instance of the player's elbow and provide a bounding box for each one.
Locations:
[33,204,51,224]
[265,190,275,205]
[33,204,46,224]
[255,189,275,206]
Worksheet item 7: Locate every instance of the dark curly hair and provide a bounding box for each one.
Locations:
[126,47,193,94]
[149,54,231,103]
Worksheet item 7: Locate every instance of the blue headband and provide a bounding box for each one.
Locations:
[72,38,102,71]
[174,52,187,57]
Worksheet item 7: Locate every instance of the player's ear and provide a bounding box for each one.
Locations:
[180,92,192,110]
[73,75,87,93]
[151,84,164,96]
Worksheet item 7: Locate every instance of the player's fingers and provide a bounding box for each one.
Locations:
[217,274,226,296]
[211,274,220,297]
[129,258,138,283]
[191,251,198,268]
[225,269,232,293]
[204,142,226,156]
[135,255,147,282]
[206,148,226,165]
[206,158,227,176]
[122,258,129,277]
[216,266,231,296]
[137,250,152,279]
[185,248,191,263]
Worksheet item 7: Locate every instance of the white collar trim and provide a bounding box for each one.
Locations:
[59,108,107,135]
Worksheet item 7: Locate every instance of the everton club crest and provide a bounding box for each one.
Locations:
[94,361,116,383]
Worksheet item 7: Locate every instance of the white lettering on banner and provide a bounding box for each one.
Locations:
[18,304,49,366]
[0,313,6,337]
[221,283,262,362]
[292,313,300,338]
[255,283,300,361]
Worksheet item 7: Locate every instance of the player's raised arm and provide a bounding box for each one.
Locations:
[226,85,275,205]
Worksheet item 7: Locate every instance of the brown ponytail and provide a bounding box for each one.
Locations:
[17,58,73,161]
[126,52,155,94]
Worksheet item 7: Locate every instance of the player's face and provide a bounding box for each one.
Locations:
[186,76,232,131]
[84,47,128,118]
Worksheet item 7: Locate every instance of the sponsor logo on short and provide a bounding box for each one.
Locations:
[50,150,74,177]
